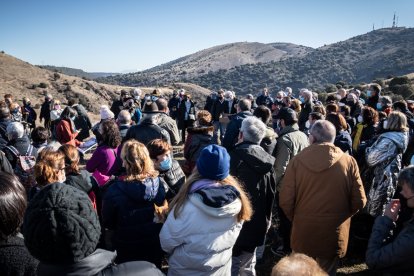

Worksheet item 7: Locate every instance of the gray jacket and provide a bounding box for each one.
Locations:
[158,113,180,145]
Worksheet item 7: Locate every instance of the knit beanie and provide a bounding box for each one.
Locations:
[100,105,114,120]
[23,183,101,264]
[197,145,230,181]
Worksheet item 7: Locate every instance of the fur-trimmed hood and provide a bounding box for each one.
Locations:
[187,125,214,135]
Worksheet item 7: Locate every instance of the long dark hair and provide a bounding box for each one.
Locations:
[60,106,78,132]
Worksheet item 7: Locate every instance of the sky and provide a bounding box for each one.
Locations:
[1,0,413,73]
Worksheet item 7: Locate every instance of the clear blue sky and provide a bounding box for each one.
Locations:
[1,0,413,72]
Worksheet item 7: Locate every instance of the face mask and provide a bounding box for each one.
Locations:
[55,105,61,110]
[357,115,363,123]
[376,103,383,110]
[134,96,140,101]
[71,116,76,121]
[366,90,372,97]
[299,96,305,103]
[305,120,311,129]
[145,96,151,101]
[383,120,388,129]
[159,156,172,171]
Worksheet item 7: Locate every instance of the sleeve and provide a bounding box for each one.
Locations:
[161,129,171,145]
[222,120,238,151]
[365,137,396,167]
[159,210,187,254]
[274,138,292,190]
[366,216,414,270]
[279,160,296,221]
[168,120,181,145]
[101,190,118,230]
[349,157,367,214]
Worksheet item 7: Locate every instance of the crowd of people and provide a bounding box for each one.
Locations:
[1,84,414,276]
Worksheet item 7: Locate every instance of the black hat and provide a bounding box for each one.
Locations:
[23,183,100,264]
[275,107,297,121]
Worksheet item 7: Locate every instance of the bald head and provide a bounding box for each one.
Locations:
[309,120,336,144]
[156,98,168,112]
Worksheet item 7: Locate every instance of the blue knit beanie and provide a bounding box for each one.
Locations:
[197,144,230,180]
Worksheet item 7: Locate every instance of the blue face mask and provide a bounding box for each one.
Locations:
[376,103,383,110]
[159,156,172,171]
[366,90,372,97]
[299,96,305,103]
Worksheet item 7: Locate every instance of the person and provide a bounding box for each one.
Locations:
[340,105,356,132]
[337,88,347,104]
[377,96,393,115]
[222,99,252,151]
[117,110,132,141]
[0,106,12,150]
[325,103,339,114]
[10,102,23,122]
[253,105,278,154]
[366,166,414,273]
[59,144,97,209]
[39,94,53,130]
[86,120,121,187]
[326,113,352,154]
[280,120,366,275]
[21,97,37,131]
[246,94,258,111]
[0,172,39,276]
[305,112,325,136]
[366,83,381,110]
[102,140,167,266]
[211,90,228,143]
[256,88,273,108]
[147,139,185,198]
[55,106,82,147]
[183,110,214,175]
[68,98,92,141]
[92,105,115,144]
[272,253,327,276]
[110,90,128,119]
[31,126,49,151]
[204,91,217,113]
[229,117,277,275]
[272,107,309,257]
[49,99,63,123]
[123,97,142,124]
[225,90,238,115]
[159,144,253,276]
[4,94,13,109]
[124,101,171,145]
[345,93,363,118]
[364,111,409,217]
[156,98,181,145]
[298,89,314,131]
[23,182,164,275]
[177,92,196,142]
[168,90,181,120]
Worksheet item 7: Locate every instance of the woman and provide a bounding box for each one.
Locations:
[364,111,409,217]
[86,120,121,187]
[253,105,278,154]
[59,144,97,209]
[147,139,185,198]
[102,140,166,266]
[160,145,252,276]
[0,172,38,276]
[183,110,214,175]
[326,112,352,154]
[49,100,63,136]
[55,106,82,147]
[177,93,196,142]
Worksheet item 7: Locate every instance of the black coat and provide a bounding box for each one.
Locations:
[0,235,39,276]
[124,116,170,145]
[0,150,13,174]
[177,100,196,129]
[158,159,185,199]
[65,170,93,194]
[298,101,314,131]
[256,94,273,108]
[72,104,92,141]
[222,111,252,151]
[204,95,216,113]
[36,249,163,276]
[168,96,180,119]
[110,100,124,119]
[39,101,52,121]
[0,118,12,150]
[230,142,277,253]
[211,99,227,121]
[334,130,353,154]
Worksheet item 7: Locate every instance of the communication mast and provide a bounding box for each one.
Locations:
[392,12,396,28]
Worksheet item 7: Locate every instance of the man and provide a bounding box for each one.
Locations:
[0,106,12,150]
[272,107,309,257]
[280,120,366,275]
[110,90,128,119]
[21,98,37,132]
[298,89,314,131]
[337,88,348,104]
[345,93,363,118]
[222,99,252,151]
[204,91,217,113]
[256,88,273,108]
[156,98,180,145]
[211,90,227,144]
[366,83,381,110]
[117,110,132,141]
[246,94,258,111]
[39,94,53,130]
[225,91,238,115]
[168,90,180,120]
[230,116,276,276]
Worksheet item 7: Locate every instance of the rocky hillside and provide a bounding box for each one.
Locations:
[99,27,414,95]
[39,65,118,79]
[98,42,312,86]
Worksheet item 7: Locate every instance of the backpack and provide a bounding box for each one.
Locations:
[6,145,36,191]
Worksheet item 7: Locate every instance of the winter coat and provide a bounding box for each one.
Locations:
[159,182,243,276]
[0,150,13,174]
[158,113,180,145]
[159,159,185,199]
[0,118,11,150]
[0,235,38,276]
[72,104,92,141]
[298,101,314,131]
[36,249,164,276]
[367,95,380,110]
[222,111,252,151]
[230,142,276,253]
[4,136,38,169]
[280,143,366,259]
[65,170,97,209]
[183,125,214,174]
[366,215,414,273]
[261,127,277,155]
[39,101,52,122]
[204,95,216,113]
[124,116,171,145]
[177,100,196,129]
[273,123,309,191]
[224,98,238,114]
[55,119,82,147]
[334,130,353,154]
[364,131,408,217]
[256,95,273,108]
[110,100,124,119]
[102,177,166,265]
[168,96,180,119]
[118,124,130,141]
[211,99,227,121]
[86,145,120,186]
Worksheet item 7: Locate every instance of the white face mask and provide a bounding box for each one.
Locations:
[357,115,363,123]
[305,120,311,129]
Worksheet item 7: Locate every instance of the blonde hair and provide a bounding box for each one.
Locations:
[35,149,65,186]
[121,140,158,181]
[169,170,252,222]
[272,253,327,276]
[386,111,409,132]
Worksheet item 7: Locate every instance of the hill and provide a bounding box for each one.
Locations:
[39,65,119,79]
[98,42,312,86]
[99,27,414,95]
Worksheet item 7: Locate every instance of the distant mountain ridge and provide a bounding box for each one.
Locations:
[39,65,119,79]
[99,27,414,94]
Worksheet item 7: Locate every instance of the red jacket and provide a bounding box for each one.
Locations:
[56,119,81,147]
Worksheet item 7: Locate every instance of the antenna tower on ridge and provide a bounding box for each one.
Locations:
[392,12,396,28]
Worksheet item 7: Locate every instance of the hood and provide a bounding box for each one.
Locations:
[233,143,275,174]
[296,143,344,173]
[116,177,160,202]
[65,171,92,193]
[189,184,242,218]
[265,127,278,139]
[187,125,214,135]
[278,123,299,136]
[380,131,409,152]
[335,130,352,147]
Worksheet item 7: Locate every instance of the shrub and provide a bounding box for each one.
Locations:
[38,82,48,88]
[53,72,60,80]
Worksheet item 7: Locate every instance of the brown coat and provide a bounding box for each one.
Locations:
[280,143,366,259]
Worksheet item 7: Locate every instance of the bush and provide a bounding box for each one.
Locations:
[392,84,414,99]
[389,76,410,88]
[38,82,48,88]
[53,72,60,80]
[325,84,337,93]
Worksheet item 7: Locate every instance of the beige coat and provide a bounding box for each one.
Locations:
[280,143,366,259]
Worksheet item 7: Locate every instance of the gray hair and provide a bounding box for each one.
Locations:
[6,122,25,140]
[309,120,336,144]
[117,110,132,125]
[238,99,251,112]
[240,116,266,144]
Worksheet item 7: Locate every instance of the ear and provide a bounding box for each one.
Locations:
[309,134,314,145]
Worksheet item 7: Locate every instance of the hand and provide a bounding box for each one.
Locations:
[384,199,401,222]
